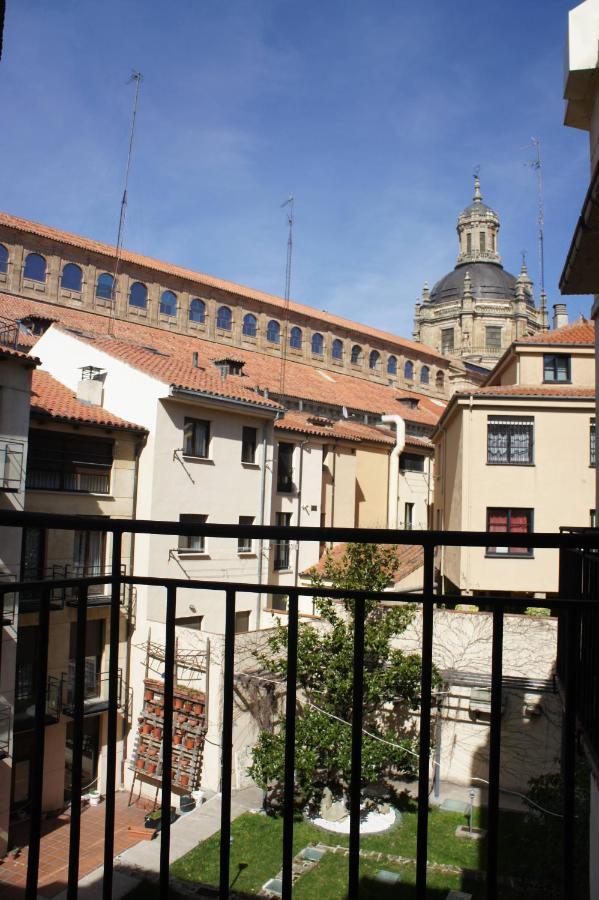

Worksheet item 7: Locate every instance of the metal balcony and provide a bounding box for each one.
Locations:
[0,509,596,900]
[61,668,124,718]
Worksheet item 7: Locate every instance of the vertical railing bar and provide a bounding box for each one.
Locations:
[219,588,236,899]
[562,546,580,898]
[67,582,89,899]
[25,585,51,900]
[416,542,435,900]
[486,600,504,898]
[348,594,365,898]
[281,589,299,900]
[103,528,123,900]
[160,584,177,898]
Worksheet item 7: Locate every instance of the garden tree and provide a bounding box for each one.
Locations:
[249,542,436,810]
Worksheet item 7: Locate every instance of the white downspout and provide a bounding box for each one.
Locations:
[381,414,406,530]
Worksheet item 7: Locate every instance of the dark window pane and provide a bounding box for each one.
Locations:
[404,360,414,379]
[178,514,207,551]
[60,263,82,291]
[96,273,114,300]
[160,290,177,316]
[129,282,147,308]
[387,355,397,374]
[217,306,232,330]
[400,452,424,472]
[312,333,323,355]
[241,426,257,464]
[183,418,210,458]
[243,314,257,337]
[486,507,532,556]
[267,320,280,343]
[277,443,294,492]
[0,244,8,274]
[332,339,343,359]
[24,253,46,282]
[189,299,206,323]
[290,327,302,349]
[420,366,430,384]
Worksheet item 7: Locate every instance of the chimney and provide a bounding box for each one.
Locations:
[552,303,568,330]
[77,366,105,406]
[192,351,199,368]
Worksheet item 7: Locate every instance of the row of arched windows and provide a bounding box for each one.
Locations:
[4,244,446,389]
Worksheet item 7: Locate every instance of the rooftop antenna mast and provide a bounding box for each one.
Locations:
[527,137,548,329]
[279,196,294,394]
[109,71,143,335]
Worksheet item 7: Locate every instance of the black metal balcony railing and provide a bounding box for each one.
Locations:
[0,439,24,491]
[3,564,128,613]
[61,668,123,718]
[26,467,110,494]
[0,703,11,759]
[0,509,597,900]
[13,674,62,733]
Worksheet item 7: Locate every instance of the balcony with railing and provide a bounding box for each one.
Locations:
[0,509,596,899]
[13,673,62,733]
[0,438,24,492]
[61,666,124,718]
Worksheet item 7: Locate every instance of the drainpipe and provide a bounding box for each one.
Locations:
[381,415,406,530]
[255,423,270,629]
[293,440,309,586]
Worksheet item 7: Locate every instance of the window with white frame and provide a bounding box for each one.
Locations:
[183,418,210,458]
[487,417,533,465]
[178,514,207,552]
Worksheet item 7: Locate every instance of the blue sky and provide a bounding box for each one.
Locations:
[0,0,591,337]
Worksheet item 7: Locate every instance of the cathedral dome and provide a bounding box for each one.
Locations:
[429,262,518,304]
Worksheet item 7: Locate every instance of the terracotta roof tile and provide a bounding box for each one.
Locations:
[0,293,446,424]
[305,542,423,583]
[31,370,146,431]
[0,211,446,362]
[275,411,395,445]
[519,317,594,346]
[460,385,595,399]
[0,345,39,365]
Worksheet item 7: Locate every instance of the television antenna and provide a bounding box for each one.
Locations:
[279,196,294,395]
[109,71,143,335]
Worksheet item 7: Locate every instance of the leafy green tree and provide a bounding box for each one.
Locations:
[249,542,435,810]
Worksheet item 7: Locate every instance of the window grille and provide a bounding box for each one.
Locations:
[400,452,424,472]
[487,417,533,465]
[273,512,291,569]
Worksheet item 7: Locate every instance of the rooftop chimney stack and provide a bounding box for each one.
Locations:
[552,303,568,330]
[77,366,106,406]
[192,351,199,368]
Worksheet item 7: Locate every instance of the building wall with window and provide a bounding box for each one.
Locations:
[434,324,596,596]
[0,213,456,400]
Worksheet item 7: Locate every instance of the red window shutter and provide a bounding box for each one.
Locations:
[509,510,530,554]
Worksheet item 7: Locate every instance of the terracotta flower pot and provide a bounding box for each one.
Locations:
[192,703,202,714]
[185,738,195,750]
[183,702,192,713]
[174,698,183,710]
[144,689,153,701]
[178,714,187,725]
[148,746,157,757]
[146,762,157,775]
[173,733,182,745]
[152,727,162,740]
[146,704,155,716]
[136,758,145,770]
[179,774,189,787]
[142,723,151,735]
[188,717,198,728]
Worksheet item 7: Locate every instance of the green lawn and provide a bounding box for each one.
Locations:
[167,806,550,898]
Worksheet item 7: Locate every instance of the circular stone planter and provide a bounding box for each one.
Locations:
[307,805,399,835]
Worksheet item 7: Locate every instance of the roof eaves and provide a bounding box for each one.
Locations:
[169,384,282,414]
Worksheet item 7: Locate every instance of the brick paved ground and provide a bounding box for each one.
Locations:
[0,793,152,898]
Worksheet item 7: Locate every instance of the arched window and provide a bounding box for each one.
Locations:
[351,344,363,365]
[216,306,232,330]
[332,338,343,360]
[311,333,324,355]
[60,263,82,292]
[189,298,206,323]
[420,365,430,384]
[387,355,397,375]
[129,281,148,309]
[404,360,414,380]
[24,252,47,282]
[435,370,445,389]
[289,326,302,349]
[96,272,114,300]
[243,313,257,337]
[266,320,280,343]
[160,290,177,316]
[0,244,9,274]
[369,350,381,371]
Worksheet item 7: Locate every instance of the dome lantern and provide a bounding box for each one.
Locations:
[456,175,501,266]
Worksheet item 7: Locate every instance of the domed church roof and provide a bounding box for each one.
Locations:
[429,262,517,304]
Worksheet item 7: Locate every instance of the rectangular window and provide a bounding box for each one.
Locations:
[274,512,291,570]
[238,516,254,553]
[183,418,210,458]
[235,610,250,633]
[270,594,289,612]
[441,328,454,353]
[466,233,472,254]
[26,430,113,494]
[241,426,257,464]
[591,510,597,528]
[73,530,106,595]
[178,514,207,552]
[486,508,533,557]
[486,326,502,350]
[480,231,486,252]
[277,442,294,492]
[175,615,203,630]
[591,419,596,467]
[543,354,571,383]
[404,502,414,529]
[487,417,533,465]
[399,452,425,472]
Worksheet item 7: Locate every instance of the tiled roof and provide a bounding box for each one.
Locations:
[305,542,423,584]
[31,370,146,431]
[404,434,434,450]
[463,385,595,399]
[518,317,594,346]
[275,411,395,445]
[0,293,446,426]
[0,211,445,362]
[0,345,39,366]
